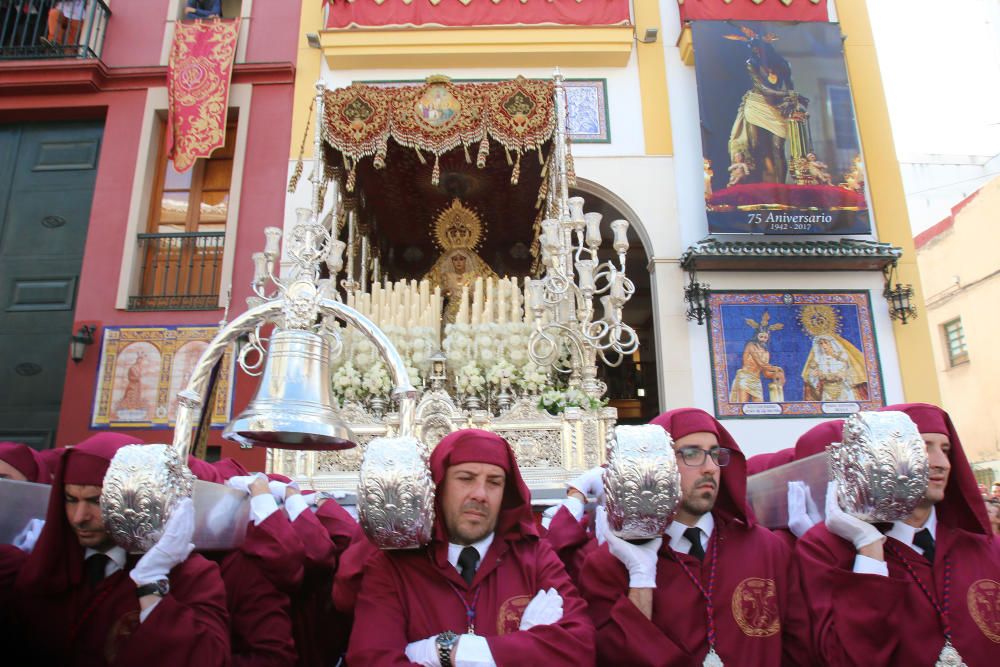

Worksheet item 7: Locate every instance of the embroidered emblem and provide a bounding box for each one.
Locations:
[104,609,140,663]
[967,579,1000,643]
[731,577,780,638]
[496,594,532,635]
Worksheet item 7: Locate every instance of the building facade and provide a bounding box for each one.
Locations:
[0,0,301,469]
[915,175,1000,484]
[280,0,940,460]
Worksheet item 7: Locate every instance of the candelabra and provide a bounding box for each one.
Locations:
[527,72,639,398]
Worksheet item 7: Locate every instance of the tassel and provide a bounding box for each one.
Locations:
[374,142,387,169]
[503,145,513,166]
[415,147,427,165]
[476,135,489,168]
[510,150,521,185]
[567,150,577,187]
[346,166,357,192]
[463,142,471,163]
[287,159,303,193]
[431,154,441,186]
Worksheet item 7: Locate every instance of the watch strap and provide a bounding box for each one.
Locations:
[135,579,169,598]
[436,631,458,667]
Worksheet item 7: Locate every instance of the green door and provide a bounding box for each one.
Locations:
[0,122,103,449]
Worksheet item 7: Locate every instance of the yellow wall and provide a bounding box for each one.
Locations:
[916,176,1000,463]
[838,0,941,405]
[291,1,672,158]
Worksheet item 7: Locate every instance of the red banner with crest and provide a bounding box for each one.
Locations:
[678,0,828,23]
[166,19,240,172]
[325,0,631,29]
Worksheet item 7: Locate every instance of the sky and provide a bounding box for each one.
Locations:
[868,0,1000,158]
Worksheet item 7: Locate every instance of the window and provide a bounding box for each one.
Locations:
[943,318,968,366]
[128,116,236,310]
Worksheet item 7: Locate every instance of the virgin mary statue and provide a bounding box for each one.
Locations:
[423,199,498,323]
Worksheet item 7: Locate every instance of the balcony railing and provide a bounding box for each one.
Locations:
[0,0,110,60]
[129,231,225,311]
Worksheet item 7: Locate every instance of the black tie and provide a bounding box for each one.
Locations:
[458,546,480,586]
[913,528,935,564]
[84,553,110,587]
[684,527,705,561]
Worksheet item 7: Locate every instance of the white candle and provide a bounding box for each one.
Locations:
[585,212,603,248]
[263,227,282,259]
[472,277,484,325]
[611,219,630,254]
[497,279,508,324]
[251,252,267,285]
[511,280,521,323]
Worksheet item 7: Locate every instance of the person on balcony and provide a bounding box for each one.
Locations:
[45,0,85,46]
[185,0,222,19]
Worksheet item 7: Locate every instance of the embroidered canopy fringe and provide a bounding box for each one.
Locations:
[166,19,240,173]
[321,77,556,191]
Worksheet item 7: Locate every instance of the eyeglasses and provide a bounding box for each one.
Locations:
[675,446,732,467]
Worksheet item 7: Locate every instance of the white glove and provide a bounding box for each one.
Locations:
[519,587,563,630]
[131,497,196,585]
[225,472,267,495]
[404,636,441,667]
[787,481,822,538]
[568,466,605,502]
[268,479,299,503]
[824,481,884,550]
[598,506,661,588]
[13,518,44,553]
[540,496,585,529]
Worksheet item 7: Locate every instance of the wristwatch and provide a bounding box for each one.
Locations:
[135,578,170,598]
[435,631,459,667]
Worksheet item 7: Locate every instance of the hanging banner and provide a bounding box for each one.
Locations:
[166,19,240,172]
[694,21,870,234]
[678,0,828,23]
[325,0,631,29]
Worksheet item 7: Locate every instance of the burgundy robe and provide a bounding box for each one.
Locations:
[542,505,596,586]
[242,506,307,593]
[580,408,813,666]
[347,429,595,666]
[211,551,297,667]
[797,403,999,666]
[12,433,231,666]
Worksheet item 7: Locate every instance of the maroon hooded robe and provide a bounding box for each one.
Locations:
[346,429,595,666]
[797,403,999,666]
[580,408,814,667]
[11,433,231,666]
[186,463,297,667]
[542,505,596,586]
[0,441,52,483]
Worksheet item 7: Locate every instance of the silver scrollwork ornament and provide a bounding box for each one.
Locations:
[703,648,724,667]
[357,436,435,550]
[936,641,966,667]
[829,411,929,523]
[603,424,680,540]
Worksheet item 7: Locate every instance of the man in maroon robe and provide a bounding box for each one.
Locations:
[541,466,604,586]
[11,433,230,666]
[797,403,1000,666]
[0,440,52,483]
[347,429,594,666]
[580,408,813,666]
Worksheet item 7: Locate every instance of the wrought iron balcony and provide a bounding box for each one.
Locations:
[129,231,225,311]
[0,0,110,60]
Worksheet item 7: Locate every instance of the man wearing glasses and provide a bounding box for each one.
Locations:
[580,408,813,666]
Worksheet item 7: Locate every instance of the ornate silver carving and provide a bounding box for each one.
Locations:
[357,436,435,549]
[101,444,195,553]
[603,425,680,540]
[497,429,563,468]
[829,411,929,523]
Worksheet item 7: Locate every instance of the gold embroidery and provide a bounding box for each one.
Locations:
[967,579,1000,643]
[731,577,781,638]
[496,594,532,635]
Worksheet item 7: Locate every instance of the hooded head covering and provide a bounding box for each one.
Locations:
[794,420,844,460]
[429,429,537,543]
[0,442,51,484]
[768,447,795,469]
[746,453,774,476]
[186,456,224,483]
[649,408,755,527]
[880,403,990,536]
[16,433,144,594]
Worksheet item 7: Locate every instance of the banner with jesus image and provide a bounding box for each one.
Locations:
[693,20,871,234]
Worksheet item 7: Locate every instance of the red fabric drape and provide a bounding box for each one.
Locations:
[678,0,828,23]
[325,0,631,29]
[167,19,240,172]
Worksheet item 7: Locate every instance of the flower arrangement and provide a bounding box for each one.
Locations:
[331,362,364,405]
[537,387,605,415]
[362,361,392,398]
[485,358,517,389]
[455,360,486,397]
